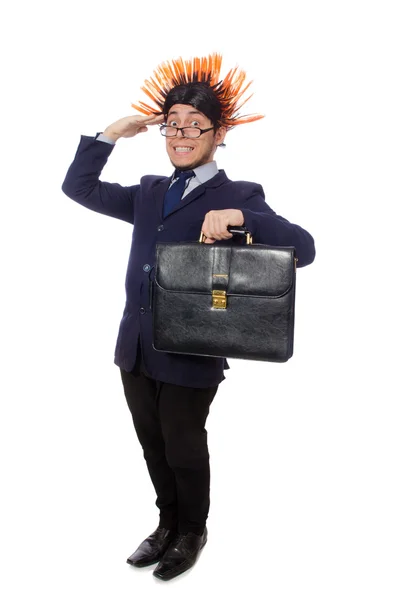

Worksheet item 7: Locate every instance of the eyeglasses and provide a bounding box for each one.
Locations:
[159,125,214,139]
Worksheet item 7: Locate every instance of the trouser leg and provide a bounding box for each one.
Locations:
[120,346,218,535]
[120,354,178,530]
[158,381,218,535]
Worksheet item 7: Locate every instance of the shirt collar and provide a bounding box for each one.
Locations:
[192,161,219,184]
[172,161,219,184]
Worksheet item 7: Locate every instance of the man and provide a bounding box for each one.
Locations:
[61,53,315,581]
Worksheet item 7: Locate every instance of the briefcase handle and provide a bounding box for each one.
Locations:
[199,226,253,245]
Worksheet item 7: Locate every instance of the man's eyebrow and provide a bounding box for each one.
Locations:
[168,110,204,116]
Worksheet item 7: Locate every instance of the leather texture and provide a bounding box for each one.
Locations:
[126,526,177,567]
[153,527,208,580]
[153,237,296,362]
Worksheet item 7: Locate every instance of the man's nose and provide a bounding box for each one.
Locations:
[176,128,185,138]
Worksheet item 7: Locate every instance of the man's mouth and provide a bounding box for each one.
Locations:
[174,146,194,153]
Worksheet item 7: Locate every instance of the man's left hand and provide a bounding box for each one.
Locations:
[201,209,244,244]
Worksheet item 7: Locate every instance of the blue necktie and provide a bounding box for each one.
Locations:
[163,169,195,218]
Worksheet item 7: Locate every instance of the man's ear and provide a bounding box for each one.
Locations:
[215,126,227,147]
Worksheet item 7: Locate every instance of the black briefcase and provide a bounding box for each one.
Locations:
[152,227,297,362]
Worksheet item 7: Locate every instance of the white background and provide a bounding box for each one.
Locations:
[1,0,396,598]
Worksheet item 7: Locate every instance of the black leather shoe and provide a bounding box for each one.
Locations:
[126,526,177,567]
[153,527,208,581]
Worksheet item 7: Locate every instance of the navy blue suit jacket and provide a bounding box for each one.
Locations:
[61,134,316,387]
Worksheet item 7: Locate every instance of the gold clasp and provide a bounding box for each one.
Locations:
[212,290,227,309]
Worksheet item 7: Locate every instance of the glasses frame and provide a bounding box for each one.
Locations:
[159,124,215,138]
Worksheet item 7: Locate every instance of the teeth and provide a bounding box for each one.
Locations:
[175,147,193,152]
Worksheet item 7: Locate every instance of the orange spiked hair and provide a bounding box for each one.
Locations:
[131,53,264,130]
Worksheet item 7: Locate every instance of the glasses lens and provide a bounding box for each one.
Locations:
[161,126,177,137]
[182,128,201,138]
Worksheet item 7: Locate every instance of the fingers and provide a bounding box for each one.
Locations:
[149,114,165,125]
[134,114,164,125]
[201,209,242,241]
[204,232,233,241]
[202,229,233,241]
[202,212,233,240]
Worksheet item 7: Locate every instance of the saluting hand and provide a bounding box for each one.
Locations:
[102,114,164,141]
[201,209,245,244]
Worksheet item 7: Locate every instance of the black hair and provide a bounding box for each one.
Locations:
[163,82,222,130]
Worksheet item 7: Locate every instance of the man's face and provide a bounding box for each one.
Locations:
[164,104,226,170]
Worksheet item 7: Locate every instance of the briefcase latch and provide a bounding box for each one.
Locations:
[212,290,227,309]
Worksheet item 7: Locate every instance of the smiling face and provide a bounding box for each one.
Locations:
[165,104,226,170]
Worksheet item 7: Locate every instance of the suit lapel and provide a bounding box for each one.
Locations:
[153,177,172,221]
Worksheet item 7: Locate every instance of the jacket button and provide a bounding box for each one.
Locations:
[139,307,146,315]
[157,225,164,232]
[143,264,151,272]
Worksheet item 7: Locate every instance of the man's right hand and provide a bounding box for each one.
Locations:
[103,114,164,141]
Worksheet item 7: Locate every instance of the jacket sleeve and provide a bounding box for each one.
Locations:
[240,190,316,268]
[61,134,139,225]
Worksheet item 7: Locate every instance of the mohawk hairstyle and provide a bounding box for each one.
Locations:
[131,53,264,130]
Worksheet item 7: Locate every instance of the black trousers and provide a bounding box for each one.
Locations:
[120,344,218,535]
